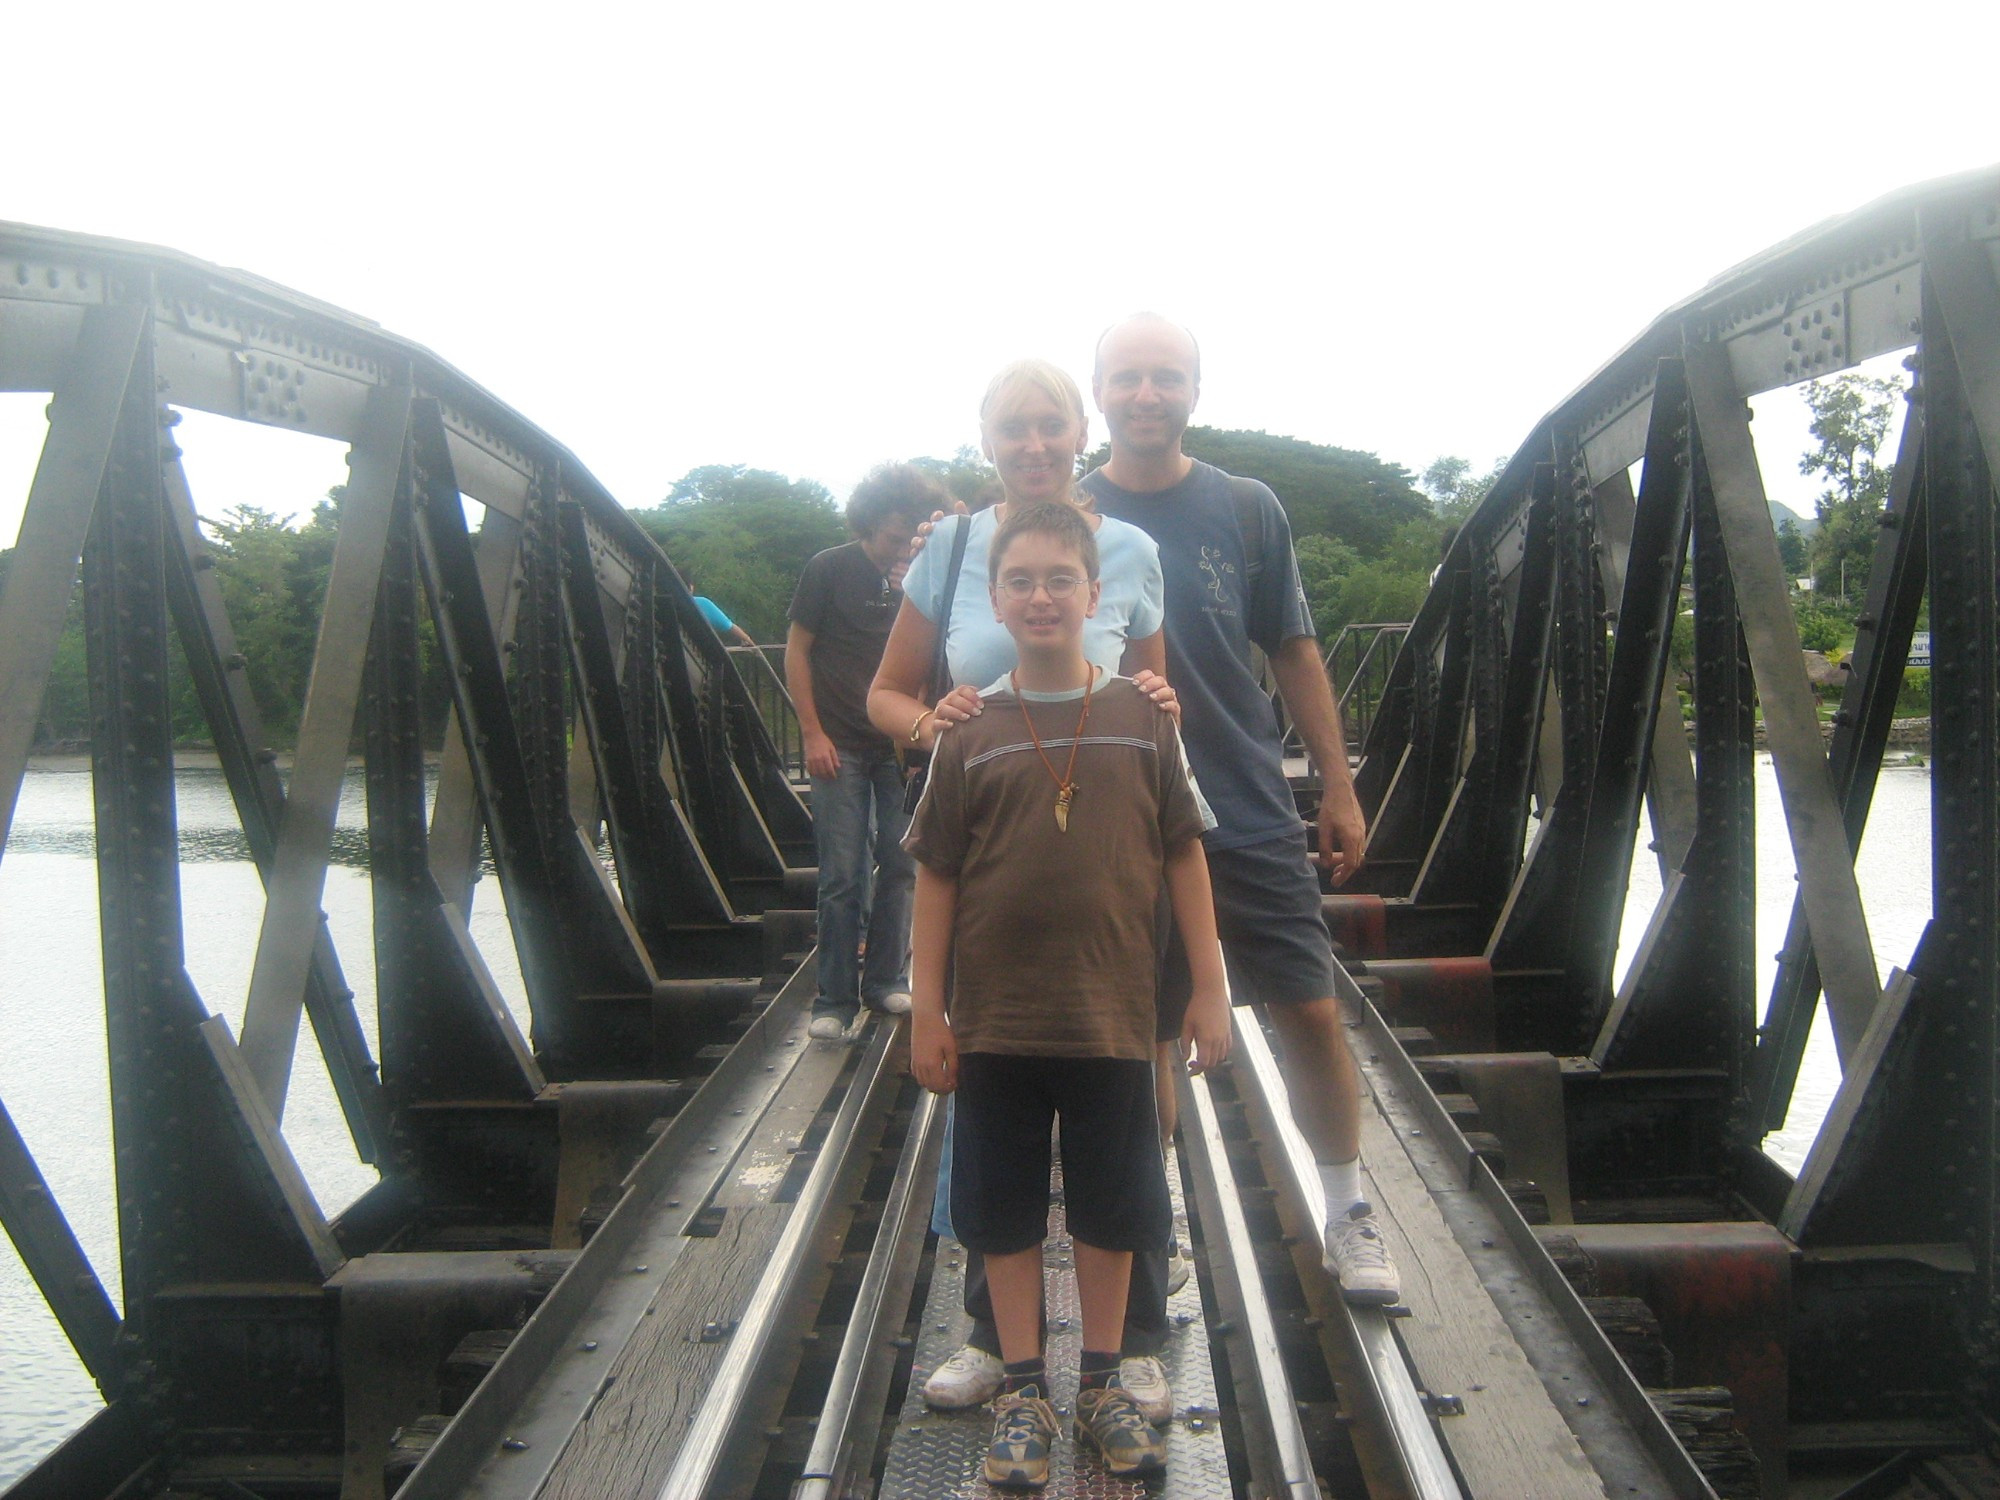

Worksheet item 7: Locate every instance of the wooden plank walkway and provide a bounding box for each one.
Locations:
[1352,1061,1606,1498]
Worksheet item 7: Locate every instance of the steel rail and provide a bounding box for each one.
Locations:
[397,963,820,1500]
[658,1015,904,1499]
[1327,967,1721,1500]
[1178,1054,1322,1499]
[1228,1011,1464,1500]
[792,1085,942,1500]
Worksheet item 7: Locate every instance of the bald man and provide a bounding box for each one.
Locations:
[1082,313,1397,1309]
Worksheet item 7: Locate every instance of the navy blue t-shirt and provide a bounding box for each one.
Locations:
[1081,460,1315,850]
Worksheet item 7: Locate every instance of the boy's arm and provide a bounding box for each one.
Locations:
[1164,838,1232,1072]
[908,863,959,1094]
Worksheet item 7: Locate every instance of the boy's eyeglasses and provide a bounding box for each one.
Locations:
[998,574,1083,600]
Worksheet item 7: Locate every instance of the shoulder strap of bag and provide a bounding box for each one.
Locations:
[924,514,973,700]
[1229,474,1266,586]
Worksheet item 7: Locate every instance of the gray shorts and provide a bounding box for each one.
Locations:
[1156,830,1339,1042]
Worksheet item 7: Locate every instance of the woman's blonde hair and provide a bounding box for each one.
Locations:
[978,359,1089,440]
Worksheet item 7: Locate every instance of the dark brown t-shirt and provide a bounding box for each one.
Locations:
[903,675,1212,1061]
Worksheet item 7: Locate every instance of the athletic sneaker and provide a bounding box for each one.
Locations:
[921,1343,1004,1409]
[1074,1383,1167,1476]
[1117,1355,1173,1425]
[1323,1200,1401,1304]
[806,1014,848,1041]
[1166,1247,1191,1295]
[872,990,914,1015]
[985,1384,1059,1489]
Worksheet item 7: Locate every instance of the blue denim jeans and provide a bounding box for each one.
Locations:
[811,746,915,1021]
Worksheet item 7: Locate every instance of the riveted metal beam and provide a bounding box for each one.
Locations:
[1753,398,1928,1134]
[1686,340,1883,1062]
[0,1094,120,1386]
[238,376,412,1120]
[161,456,387,1164]
[0,300,144,857]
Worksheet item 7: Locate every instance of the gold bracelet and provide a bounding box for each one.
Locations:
[908,708,935,744]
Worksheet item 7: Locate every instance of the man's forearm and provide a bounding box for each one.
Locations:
[1270,635,1354,789]
[783,626,827,738]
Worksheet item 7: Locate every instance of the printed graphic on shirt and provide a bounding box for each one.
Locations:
[1197,544,1239,614]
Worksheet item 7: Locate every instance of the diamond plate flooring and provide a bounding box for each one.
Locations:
[880,1147,1234,1498]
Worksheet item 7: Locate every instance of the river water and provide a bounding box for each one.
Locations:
[0,757,1933,1485]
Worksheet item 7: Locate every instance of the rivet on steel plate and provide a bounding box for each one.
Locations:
[501,1438,529,1451]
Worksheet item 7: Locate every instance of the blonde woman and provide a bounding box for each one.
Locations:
[868,359,1168,740]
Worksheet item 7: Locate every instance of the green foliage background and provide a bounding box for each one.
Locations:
[12,380,1920,752]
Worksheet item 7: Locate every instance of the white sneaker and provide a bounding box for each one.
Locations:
[1117,1354,1173,1426]
[807,1015,848,1041]
[1323,1201,1400,1305]
[874,991,914,1015]
[921,1343,1005,1409]
[1166,1247,1191,1296]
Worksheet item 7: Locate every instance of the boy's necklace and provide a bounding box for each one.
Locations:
[1010,666,1094,833]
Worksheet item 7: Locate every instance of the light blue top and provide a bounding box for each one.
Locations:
[693,595,736,633]
[901,508,1164,688]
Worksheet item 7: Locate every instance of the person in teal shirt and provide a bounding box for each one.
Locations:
[692,592,756,648]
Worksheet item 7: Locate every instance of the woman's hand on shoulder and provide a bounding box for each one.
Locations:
[1130,668,1180,724]
[932,683,983,727]
[906,502,971,562]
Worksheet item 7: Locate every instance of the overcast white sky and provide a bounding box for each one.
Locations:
[2,0,1996,544]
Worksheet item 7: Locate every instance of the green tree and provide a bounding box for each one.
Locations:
[205,504,328,739]
[911,446,1001,510]
[1775,518,1809,578]
[1085,427,1430,558]
[632,465,847,642]
[1420,455,1506,522]
[1800,373,1903,601]
[1794,598,1843,652]
[1295,533,1361,639]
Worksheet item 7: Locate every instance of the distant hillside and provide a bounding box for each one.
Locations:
[1770,498,1816,534]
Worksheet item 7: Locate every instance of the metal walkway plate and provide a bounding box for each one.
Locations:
[881,1148,1233,1498]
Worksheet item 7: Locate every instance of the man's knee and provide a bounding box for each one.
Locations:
[1268,996,1358,1065]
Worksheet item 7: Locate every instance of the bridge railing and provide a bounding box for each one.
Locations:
[1336,166,2000,1466]
[1268,621,1411,771]
[728,643,806,784]
[0,219,823,1496]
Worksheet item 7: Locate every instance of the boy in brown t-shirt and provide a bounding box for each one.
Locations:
[904,502,1229,1488]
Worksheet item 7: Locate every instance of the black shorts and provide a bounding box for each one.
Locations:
[949,1054,1169,1256]
[1156,830,1340,1042]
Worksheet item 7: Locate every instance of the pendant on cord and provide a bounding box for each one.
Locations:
[1055,783,1074,833]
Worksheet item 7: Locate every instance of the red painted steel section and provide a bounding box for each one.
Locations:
[1364,957,1496,1051]
[1565,1221,1792,1495]
[1322,893,1389,959]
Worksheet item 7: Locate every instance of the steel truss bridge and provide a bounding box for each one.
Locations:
[1,165,1998,1500]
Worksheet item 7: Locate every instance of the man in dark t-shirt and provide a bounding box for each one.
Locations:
[1080,313,1399,1308]
[787,464,946,1036]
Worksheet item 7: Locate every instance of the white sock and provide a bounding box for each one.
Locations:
[1319,1157,1364,1222]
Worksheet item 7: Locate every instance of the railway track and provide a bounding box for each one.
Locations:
[384,947,1716,1499]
